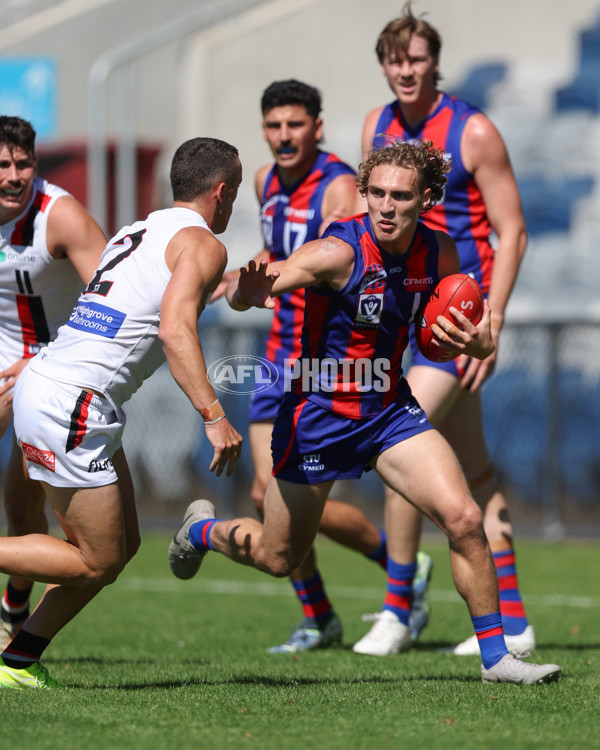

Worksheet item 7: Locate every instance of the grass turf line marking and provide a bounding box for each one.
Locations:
[119,577,599,609]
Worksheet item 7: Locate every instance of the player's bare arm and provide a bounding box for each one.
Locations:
[319,173,360,235]
[435,230,460,278]
[161,226,242,476]
[210,165,273,305]
[462,114,527,323]
[354,108,387,213]
[460,114,526,389]
[46,194,107,284]
[229,235,356,312]
[361,106,386,160]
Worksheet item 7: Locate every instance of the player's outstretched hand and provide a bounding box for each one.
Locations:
[236,258,280,310]
[205,418,243,477]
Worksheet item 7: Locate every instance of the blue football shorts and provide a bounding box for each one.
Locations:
[271,391,433,485]
[247,366,284,423]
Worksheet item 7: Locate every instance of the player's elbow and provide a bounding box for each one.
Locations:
[158,321,187,354]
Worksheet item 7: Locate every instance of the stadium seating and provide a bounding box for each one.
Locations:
[448,62,508,110]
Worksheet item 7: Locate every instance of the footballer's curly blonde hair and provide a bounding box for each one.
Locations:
[356,138,451,209]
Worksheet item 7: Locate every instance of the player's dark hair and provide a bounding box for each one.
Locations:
[376,1,442,86]
[0,116,36,158]
[357,139,450,210]
[261,79,322,119]
[170,137,240,202]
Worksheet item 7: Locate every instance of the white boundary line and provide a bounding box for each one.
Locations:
[119,577,600,609]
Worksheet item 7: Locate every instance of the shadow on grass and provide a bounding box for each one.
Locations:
[44,655,484,690]
[71,672,483,690]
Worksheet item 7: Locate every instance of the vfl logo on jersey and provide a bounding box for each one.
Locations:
[21,442,55,472]
[66,301,126,339]
[300,453,325,472]
[356,293,384,327]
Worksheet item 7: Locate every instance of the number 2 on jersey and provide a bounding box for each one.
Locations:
[85,229,146,297]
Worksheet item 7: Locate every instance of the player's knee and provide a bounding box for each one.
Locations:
[268,561,293,578]
[446,498,484,544]
[260,548,298,578]
[83,552,128,587]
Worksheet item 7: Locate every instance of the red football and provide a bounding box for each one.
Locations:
[415,273,484,362]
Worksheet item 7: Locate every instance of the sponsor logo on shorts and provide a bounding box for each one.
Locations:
[88,458,114,473]
[300,453,325,472]
[21,442,55,472]
[66,301,126,338]
[404,402,428,423]
[208,355,279,395]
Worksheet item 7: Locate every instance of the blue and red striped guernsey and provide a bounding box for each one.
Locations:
[294,214,440,419]
[260,150,356,366]
[372,93,493,293]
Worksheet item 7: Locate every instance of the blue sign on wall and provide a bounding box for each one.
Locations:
[0,58,57,138]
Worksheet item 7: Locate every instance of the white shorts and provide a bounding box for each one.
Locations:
[13,366,123,488]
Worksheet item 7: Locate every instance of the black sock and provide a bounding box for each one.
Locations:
[2,629,51,668]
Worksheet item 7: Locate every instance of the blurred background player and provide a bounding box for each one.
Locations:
[353,1,533,656]
[215,79,432,653]
[0,115,106,649]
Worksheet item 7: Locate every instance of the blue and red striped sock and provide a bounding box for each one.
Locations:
[382,558,416,626]
[366,529,388,571]
[492,547,529,636]
[189,519,218,551]
[292,571,334,629]
[471,612,509,669]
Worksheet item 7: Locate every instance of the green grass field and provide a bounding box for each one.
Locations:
[0,532,598,749]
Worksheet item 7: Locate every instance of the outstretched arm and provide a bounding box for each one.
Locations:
[226,235,356,312]
[160,226,242,476]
